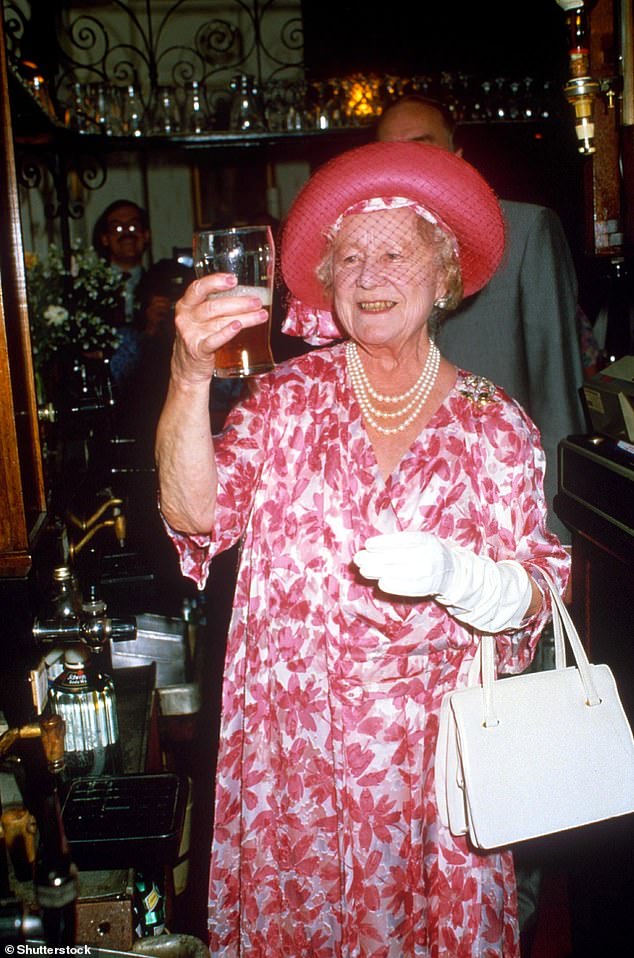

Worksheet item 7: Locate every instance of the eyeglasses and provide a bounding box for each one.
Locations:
[106,221,144,235]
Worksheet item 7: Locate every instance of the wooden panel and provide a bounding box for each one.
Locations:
[0,5,46,577]
[587,0,622,255]
[0,283,27,557]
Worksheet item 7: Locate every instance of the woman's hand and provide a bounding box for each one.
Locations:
[171,272,269,385]
[354,531,538,632]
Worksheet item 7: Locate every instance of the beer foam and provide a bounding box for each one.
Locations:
[230,284,272,306]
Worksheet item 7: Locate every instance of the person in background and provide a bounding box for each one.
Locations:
[93,199,151,319]
[377,95,588,545]
[114,259,194,460]
[155,140,569,957]
[92,199,151,386]
[136,257,193,342]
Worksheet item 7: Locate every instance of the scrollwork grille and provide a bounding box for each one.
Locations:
[3,0,305,128]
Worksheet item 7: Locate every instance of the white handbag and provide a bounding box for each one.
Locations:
[435,572,634,850]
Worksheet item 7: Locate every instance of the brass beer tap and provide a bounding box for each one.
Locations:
[68,510,127,559]
[66,496,123,530]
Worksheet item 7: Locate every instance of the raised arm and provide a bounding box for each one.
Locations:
[155,272,268,534]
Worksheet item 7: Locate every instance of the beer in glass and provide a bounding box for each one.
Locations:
[193,225,275,378]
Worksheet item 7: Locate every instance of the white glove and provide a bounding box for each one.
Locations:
[353,531,533,633]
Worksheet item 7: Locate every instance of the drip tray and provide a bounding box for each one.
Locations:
[62,773,186,870]
[110,613,189,687]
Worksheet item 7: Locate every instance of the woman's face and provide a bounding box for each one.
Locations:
[331,207,445,350]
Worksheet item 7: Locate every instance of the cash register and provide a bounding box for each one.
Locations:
[554,374,634,957]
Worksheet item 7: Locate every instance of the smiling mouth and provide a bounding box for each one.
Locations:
[358,300,396,312]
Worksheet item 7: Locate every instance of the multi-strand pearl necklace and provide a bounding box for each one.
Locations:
[346,338,441,435]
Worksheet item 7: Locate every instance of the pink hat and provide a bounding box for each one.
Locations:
[281,140,505,313]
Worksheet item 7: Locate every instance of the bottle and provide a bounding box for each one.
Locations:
[182,80,207,134]
[47,565,82,625]
[48,645,122,778]
[229,74,266,132]
[151,85,180,135]
[566,2,590,78]
[41,567,83,684]
[121,84,145,137]
[133,871,166,938]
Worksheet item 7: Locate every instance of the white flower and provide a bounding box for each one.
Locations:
[27,241,126,374]
[44,305,69,325]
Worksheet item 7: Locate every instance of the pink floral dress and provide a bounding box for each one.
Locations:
[167,343,570,958]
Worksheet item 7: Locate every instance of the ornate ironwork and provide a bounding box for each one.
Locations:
[17,151,107,214]
[3,0,306,128]
[15,146,107,265]
[3,1,564,138]
[3,0,566,237]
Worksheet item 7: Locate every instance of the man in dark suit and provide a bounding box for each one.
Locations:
[377,97,587,544]
[92,200,152,386]
[93,199,151,323]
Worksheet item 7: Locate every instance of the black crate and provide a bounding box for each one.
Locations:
[62,773,186,870]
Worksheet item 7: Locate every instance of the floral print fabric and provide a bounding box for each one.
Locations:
[167,343,569,958]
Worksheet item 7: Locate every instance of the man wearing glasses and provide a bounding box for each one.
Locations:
[93,199,151,322]
[92,200,151,385]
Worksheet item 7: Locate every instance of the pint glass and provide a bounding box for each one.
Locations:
[193,225,275,378]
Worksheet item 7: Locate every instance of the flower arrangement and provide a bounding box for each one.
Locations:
[26,243,126,371]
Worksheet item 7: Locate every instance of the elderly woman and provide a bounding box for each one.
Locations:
[155,142,569,957]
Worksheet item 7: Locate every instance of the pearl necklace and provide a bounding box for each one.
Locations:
[346,339,441,435]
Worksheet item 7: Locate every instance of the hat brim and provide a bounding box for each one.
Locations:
[281,141,505,311]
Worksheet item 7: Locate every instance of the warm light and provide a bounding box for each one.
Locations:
[343,76,380,120]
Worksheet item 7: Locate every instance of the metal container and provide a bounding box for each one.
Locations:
[49,644,122,777]
[109,613,188,687]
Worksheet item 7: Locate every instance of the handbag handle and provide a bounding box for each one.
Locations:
[481,570,602,728]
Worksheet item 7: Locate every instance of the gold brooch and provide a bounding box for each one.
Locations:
[458,375,499,406]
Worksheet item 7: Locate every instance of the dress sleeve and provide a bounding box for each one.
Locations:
[487,396,571,672]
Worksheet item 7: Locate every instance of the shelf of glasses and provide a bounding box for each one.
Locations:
[14,113,563,159]
[13,124,374,153]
